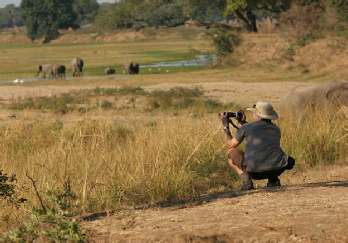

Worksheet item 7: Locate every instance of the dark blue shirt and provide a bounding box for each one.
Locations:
[235,120,287,172]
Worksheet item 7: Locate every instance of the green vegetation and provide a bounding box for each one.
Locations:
[207,26,240,57]
[21,0,77,42]
[225,0,291,32]
[0,4,24,29]
[1,181,85,242]
[0,29,212,80]
[8,87,239,114]
[0,170,26,206]
[74,0,99,26]
[94,0,226,31]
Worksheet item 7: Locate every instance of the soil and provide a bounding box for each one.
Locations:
[84,166,348,242]
[0,80,312,106]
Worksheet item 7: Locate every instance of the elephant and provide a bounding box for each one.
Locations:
[52,65,66,79]
[71,57,84,77]
[128,62,139,75]
[105,67,116,75]
[37,64,54,79]
[280,81,348,112]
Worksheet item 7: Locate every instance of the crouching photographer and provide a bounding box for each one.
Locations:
[219,101,295,190]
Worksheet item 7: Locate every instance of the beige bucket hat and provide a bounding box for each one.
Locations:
[246,101,279,120]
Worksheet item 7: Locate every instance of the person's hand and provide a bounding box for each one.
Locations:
[218,112,230,128]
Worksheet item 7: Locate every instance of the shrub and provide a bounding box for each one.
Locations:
[99,100,113,110]
[0,171,26,206]
[207,26,240,57]
[1,181,85,242]
[8,93,85,113]
[94,86,147,96]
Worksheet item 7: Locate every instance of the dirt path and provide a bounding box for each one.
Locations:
[147,81,312,105]
[84,167,348,242]
[0,80,312,106]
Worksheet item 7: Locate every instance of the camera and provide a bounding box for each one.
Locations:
[220,111,243,119]
[219,111,247,127]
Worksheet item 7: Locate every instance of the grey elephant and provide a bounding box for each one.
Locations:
[105,67,116,75]
[281,81,348,111]
[37,64,54,79]
[52,65,66,79]
[71,57,84,77]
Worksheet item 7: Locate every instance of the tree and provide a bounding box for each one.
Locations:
[73,0,99,26]
[0,4,24,29]
[182,0,226,23]
[141,0,185,27]
[95,0,186,30]
[225,0,291,32]
[21,0,77,42]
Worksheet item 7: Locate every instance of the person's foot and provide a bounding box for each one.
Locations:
[267,177,281,188]
[241,173,254,191]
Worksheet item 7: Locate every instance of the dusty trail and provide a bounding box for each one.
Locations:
[85,168,348,243]
[0,80,311,106]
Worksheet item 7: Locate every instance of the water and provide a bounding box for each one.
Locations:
[141,54,216,68]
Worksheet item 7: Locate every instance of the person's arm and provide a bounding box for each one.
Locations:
[227,137,241,149]
[219,113,245,148]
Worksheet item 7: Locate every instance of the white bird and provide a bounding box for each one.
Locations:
[13,79,19,84]
[19,79,24,84]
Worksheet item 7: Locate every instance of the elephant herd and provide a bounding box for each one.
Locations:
[37,57,140,80]
[104,62,140,76]
[37,57,84,79]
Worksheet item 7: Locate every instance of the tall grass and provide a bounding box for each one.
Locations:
[0,107,346,233]
[279,108,347,167]
[0,118,231,214]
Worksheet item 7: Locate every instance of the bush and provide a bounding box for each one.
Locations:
[207,26,240,57]
[1,181,85,242]
[9,93,85,113]
[94,0,185,30]
[0,170,26,206]
[99,100,113,110]
[94,86,147,96]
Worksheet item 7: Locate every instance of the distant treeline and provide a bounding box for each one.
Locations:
[0,0,100,30]
[0,0,347,42]
[0,4,24,28]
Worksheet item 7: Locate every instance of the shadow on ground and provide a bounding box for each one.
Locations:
[80,180,348,222]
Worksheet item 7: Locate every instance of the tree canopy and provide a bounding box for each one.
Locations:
[21,0,77,42]
[0,4,24,29]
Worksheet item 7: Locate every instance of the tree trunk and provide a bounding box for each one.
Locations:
[235,9,258,32]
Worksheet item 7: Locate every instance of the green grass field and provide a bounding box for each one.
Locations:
[0,32,212,80]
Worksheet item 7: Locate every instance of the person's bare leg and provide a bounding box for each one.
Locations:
[228,159,244,175]
[228,148,254,190]
[227,148,244,175]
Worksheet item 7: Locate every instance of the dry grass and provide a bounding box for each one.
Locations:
[1,26,347,237]
[0,103,347,234]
